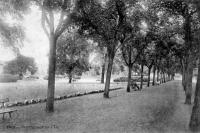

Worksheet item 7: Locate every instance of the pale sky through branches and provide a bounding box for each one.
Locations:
[0,6,49,75]
[0,1,148,76]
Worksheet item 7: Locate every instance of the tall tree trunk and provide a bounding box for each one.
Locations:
[127,64,133,92]
[140,63,144,90]
[147,67,151,87]
[101,64,105,84]
[163,72,166,83]
[182,61,187,92]
[152,66,156,86]
[101,53,107,84]
[189,1,200,130]
[160,72,162,83]
[182,55,194,105]
[185,61,193,104]
[104,51,114,98]
[157,69,160,82]
[127,45,133,92]
[172,73,175,80]
[46,33,57,112]
[168,73,170,81]
[68,72,72,83]
[183,14,193,104]
[189,58,200,131]
[169,74,171,81]
[166,74,168,81]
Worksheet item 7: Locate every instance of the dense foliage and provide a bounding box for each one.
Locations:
[3,54,37,78]
[56,33,90,83]
[0,0,29,52]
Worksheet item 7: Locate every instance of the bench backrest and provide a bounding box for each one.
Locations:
[0,98,9,108]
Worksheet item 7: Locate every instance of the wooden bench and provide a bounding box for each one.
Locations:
[0,98,17,120]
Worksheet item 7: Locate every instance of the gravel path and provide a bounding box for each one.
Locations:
[0,81,193,133]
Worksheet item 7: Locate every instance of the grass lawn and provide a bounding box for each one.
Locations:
[0,80,127,103]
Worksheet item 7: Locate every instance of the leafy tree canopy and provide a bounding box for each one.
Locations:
[0,0,29,52]
[56,32,90,80]
[3,54,38,76]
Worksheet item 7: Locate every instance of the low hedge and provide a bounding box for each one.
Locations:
[0,74,19,83]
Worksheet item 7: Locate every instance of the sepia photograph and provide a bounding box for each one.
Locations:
[0,0,200,132]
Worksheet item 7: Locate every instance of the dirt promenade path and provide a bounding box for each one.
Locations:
[0,81,193,133]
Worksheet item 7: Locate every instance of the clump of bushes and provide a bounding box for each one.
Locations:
[0,74,19,83]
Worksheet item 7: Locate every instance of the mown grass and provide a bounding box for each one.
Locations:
[0,80,127,103]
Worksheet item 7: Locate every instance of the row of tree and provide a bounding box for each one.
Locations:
[2,0,200,131]
[72,0,200,130]
[71,0,181,97]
